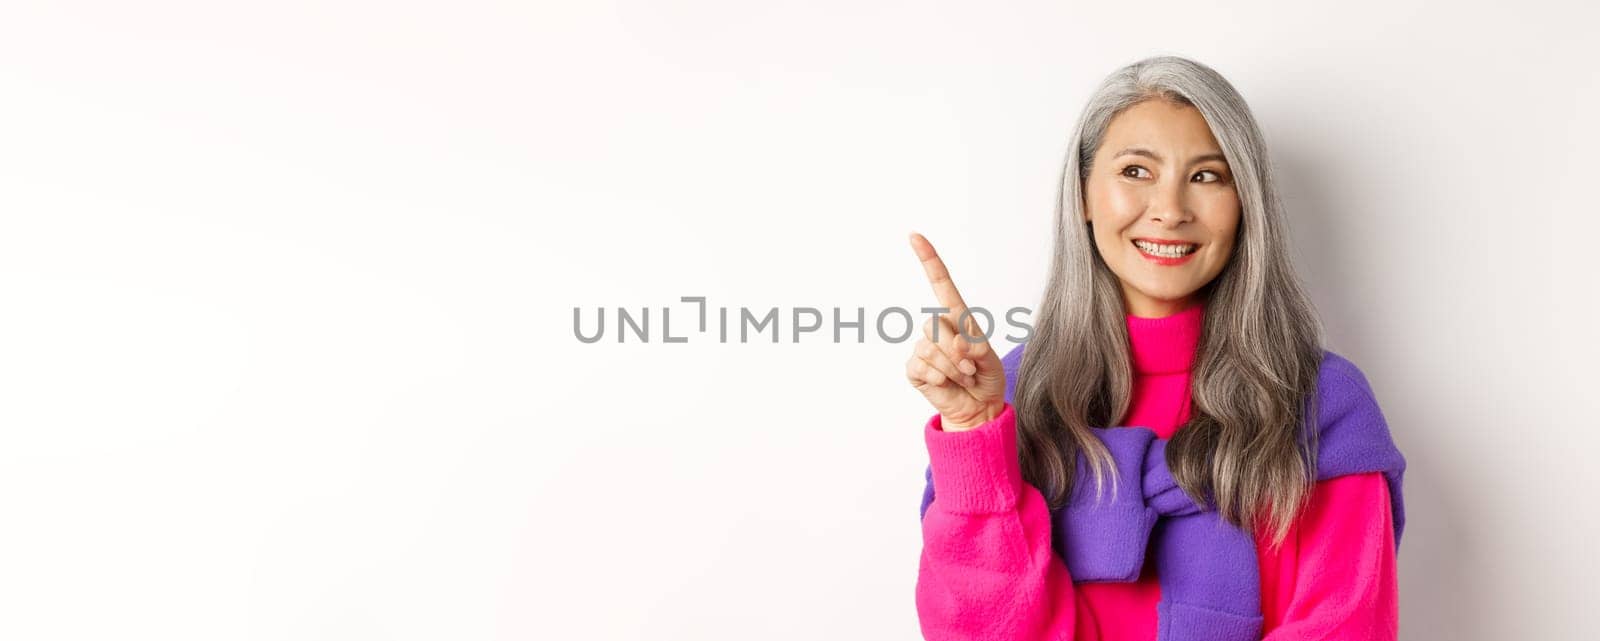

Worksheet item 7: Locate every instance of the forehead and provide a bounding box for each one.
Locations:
[1101,100,1223,156]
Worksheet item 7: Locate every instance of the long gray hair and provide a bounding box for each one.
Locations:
[1016,55,1326,547]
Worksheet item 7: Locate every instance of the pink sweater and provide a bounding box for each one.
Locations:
[916,302,1398,640]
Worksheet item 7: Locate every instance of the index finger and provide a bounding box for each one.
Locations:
[908,232,972,318]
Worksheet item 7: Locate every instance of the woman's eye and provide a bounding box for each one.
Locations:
[1120,166,1226,182]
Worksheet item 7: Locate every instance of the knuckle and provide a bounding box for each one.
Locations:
[941,332,964,353]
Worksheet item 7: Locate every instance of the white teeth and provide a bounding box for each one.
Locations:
[1133,240,1196,257]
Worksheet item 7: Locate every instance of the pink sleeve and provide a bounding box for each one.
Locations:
[916,403,1084,641]
[1261,472,1399,640]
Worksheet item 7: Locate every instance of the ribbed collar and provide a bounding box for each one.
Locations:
[1125,300,1205,375]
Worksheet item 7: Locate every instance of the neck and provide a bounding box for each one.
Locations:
[1126,294,1202,319]
[1125,300,1206,375]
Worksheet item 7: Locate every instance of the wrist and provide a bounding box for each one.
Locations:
[942,401,1006,432]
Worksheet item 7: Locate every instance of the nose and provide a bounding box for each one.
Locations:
[1148,181,1194,228]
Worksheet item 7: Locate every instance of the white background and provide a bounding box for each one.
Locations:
[3,1,1597,639]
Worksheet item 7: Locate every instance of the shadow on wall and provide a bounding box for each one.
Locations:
[1272,133,1484,641]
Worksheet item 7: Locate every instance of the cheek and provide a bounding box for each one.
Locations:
[1199,194,1242,237]
[1208,218,1241,264]
[1209,189,1241,218]
[1103,184,1144,216]
[1087,182,1144,230]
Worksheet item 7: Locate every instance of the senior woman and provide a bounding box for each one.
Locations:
[907,56,1405,641]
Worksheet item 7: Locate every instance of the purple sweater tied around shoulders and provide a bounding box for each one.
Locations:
[920,344,1407,641]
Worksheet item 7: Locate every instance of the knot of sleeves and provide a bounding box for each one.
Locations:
[1054,426,1268,639]
[918,345,1407,641]
[1049,426,1211,582]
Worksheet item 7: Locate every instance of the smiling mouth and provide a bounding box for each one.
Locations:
[1131,239,1199,258]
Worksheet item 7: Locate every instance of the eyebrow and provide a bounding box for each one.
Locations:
[1113,147,1228,165]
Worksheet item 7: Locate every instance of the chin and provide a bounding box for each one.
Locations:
[1137,288,1200,305]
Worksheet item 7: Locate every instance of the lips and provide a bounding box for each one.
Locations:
[1131,238,1198,254]
[1131,238,1200,265]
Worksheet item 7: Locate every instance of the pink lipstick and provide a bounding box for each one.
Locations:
[1131,238,1199,266]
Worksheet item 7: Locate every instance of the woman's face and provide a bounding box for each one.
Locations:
[1083,99,1241,318]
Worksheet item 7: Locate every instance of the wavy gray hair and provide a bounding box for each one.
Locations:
[1015,55,1326,547]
